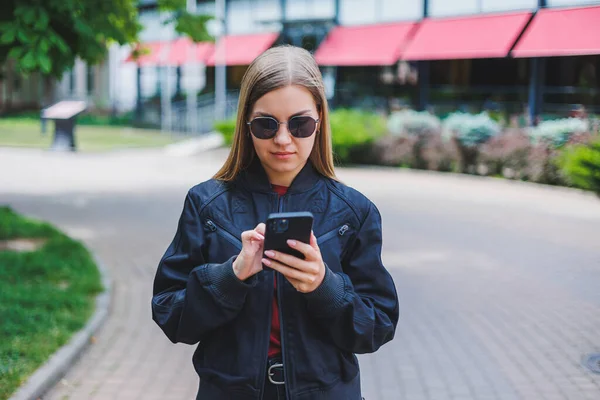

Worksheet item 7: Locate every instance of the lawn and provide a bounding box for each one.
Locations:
[0,207,103,399]
[0,118,181,152]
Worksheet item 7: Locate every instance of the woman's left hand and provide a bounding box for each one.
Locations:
[262,232,325,293]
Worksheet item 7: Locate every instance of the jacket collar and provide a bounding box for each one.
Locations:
[238,158,322,194]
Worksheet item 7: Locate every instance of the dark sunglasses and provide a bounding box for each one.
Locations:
[246,116,319,139]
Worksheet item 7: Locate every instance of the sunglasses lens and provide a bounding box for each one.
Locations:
[289,116,316,138]
[250,118,278,139]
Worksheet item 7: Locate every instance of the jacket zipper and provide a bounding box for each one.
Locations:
[316,223,350,245]
[276,194,291,399]
[204,219,242,250]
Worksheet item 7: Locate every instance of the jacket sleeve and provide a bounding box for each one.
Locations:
[151,190,257,345]
[303,201,399,354]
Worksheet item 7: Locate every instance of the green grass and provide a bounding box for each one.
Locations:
[0,207,102,399]
[0,118,181,152]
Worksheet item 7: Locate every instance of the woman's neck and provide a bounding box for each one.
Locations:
[264,162,306,187]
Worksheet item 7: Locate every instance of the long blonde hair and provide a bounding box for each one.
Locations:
[213,45,337,182]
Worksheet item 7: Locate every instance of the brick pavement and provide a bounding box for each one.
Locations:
[1,148,599,400]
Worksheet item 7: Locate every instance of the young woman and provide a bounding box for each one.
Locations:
[152,45,399,400]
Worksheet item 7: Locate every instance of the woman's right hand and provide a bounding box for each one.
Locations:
[232,223,266,281]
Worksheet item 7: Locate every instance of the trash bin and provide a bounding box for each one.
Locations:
[41,101,87,152]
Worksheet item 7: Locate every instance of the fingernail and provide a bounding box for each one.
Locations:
[264,250,275,258]
[287,240,297,247]
[262,258,271,266]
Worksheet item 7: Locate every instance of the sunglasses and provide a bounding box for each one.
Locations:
[246,116,319,139]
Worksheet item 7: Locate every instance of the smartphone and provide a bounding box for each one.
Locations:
[264,212,314,263]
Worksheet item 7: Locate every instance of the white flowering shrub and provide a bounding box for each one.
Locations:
[386,110,441,137]
[442,112,501,147]
[528,118,589,147]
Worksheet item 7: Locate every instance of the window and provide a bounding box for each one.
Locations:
[86,65,95,94]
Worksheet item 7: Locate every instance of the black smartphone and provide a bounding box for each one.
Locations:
[264,212,314,264]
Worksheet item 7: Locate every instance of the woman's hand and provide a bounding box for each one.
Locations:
[232,223,266,281]
[261,232,326,293]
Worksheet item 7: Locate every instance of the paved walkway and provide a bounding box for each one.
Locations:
[2,147,600,400]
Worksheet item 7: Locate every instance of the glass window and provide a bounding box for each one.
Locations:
[87,65,95,94]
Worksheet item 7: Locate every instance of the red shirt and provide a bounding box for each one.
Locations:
[268,184,288,357]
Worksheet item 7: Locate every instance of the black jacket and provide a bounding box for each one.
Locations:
[152,160,399,399]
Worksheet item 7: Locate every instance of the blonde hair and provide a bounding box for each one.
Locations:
[213,45,337,182]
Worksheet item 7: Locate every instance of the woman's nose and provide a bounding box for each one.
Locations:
[273,123,292,145]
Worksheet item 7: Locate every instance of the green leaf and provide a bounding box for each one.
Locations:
[7,47,23,60]
[20,51,36,70]
[0,28,16,44]
[21,7,37,25]
[35,10,50,31]
[39,55,52,74]
[17,28,33,43]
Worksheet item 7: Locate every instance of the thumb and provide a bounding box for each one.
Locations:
[310,231,319,252]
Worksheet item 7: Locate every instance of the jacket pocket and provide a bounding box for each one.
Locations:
[317,223,351,245]
[204,219,243,251]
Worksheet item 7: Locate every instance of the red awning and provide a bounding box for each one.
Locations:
[402,11,532,60]
[206,32,279,66]
[125,38,214,66]
[167,38,214,65]
[314,22,418,66]
[512,5,600,57]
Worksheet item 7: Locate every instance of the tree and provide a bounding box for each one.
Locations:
[0,0,142,79]
[157,0,214,43]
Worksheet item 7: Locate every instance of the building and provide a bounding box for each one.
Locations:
[3,0,599,128]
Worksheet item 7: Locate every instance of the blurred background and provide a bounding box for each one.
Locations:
[2,1,600,400]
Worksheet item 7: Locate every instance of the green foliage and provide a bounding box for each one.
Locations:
[214,119,236,145]
[559,139,600,195]
[330,109,386,164]
[158,0,214,43]
[0,207,102,398]
[0,0,141,78]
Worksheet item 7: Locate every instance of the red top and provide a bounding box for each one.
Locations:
[268,184,288,358]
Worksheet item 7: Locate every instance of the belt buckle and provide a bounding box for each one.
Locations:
[268,362,285,385]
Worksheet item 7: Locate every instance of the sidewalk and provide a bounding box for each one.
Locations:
[1,147,599,400]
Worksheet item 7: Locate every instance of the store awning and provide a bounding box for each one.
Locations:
[206,32,279,66]
[125,38,214,66]
[167,38,214,65]
[402,11,532,60]
[512,5,600,57]
[313,22,418,66]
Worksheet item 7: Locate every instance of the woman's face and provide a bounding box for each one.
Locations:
[249,85,319,186]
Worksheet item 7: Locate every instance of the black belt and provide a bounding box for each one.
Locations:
[267,357,285,385]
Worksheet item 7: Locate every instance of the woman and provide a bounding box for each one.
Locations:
[152,45,399,400]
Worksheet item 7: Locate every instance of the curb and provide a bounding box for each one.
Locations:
[8,253,112,400]
[348,163,599,200]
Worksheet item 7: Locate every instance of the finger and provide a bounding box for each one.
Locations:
[310,232,320,252]
[286,238,319,261]
[254,223,266,236]
[242,230,264,242]
[262,258,315,283]
[264,249,314,273]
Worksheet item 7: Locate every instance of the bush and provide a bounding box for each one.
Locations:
[559,139,600,195]
[442,112,501,147]
[330,109,386,165]
[478,130,532,178]
[528,118,589,148]
[371,135,419,167]
[214,119,236,145]
[442,112,501,173]
[387,110,441,136]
